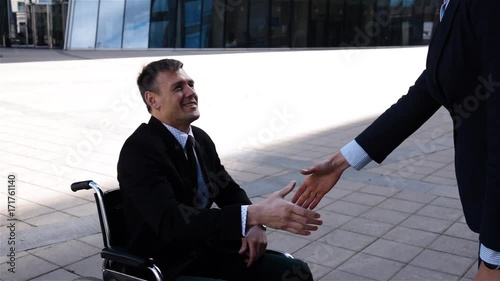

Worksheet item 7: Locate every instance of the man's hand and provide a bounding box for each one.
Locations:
[292,151,350,209]
[247,181,322,235]
[238,225,267,267]
[474,262,500,281]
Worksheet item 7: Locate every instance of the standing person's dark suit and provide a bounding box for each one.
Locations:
[293,0,500,279]
[117,59,321,281]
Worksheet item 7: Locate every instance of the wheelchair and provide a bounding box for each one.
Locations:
[71,180,293,281]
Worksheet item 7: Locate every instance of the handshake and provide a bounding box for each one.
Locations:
[247,152,349,236]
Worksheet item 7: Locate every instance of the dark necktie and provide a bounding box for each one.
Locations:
[185,136,198,181]
[185,136,209,207]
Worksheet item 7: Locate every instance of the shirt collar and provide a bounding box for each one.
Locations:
[162,123,194,149]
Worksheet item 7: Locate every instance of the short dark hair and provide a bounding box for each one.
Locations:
[137,59,184,112]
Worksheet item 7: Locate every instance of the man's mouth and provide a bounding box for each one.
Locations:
[183,101,197,107]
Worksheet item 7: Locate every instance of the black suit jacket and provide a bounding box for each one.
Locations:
[117,116,251,279]
[356,0,500,252]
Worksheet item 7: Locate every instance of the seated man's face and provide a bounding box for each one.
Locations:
[153,69,200,131]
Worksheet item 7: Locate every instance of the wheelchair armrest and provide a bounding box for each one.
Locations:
[101,248,155,268]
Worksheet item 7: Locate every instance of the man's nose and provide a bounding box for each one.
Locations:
[184,85,196,96]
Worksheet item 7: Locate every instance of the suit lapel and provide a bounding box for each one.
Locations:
[147,116,198,194]
[427,0,460,90]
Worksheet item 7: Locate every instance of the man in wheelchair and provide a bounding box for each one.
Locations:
[117,59,321,281]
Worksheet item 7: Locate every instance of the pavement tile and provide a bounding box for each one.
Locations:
[78,233,104,249]
[415,160,448,169]
[317,211,354,229]
[30,269,80,281]
[24,211,75,227]
[444,222,479,241]
[304,262,332,281]
[341,192,387,207]
[464,262,478,279]
[429,236,479,258]
[62,202,98,217]
[293,242,355,268]
[428,185,460,199]
[337,253,405,281]
[360,207,411,225]
[245,164,285,176]
[15,201,55,221]
[361,238,423,263]
[224,169,264,183]
[405,164,438,176]
[323,188,352,200]
[378,198,425,213]
[295,150,330,160]
[458,216,467,224]
[430,196,463,210]
[44,195,90,211]
[0,250,29,264]
[300,226,335,241]
[319,269,376,281]
[64,254,103,280]
[0,253,58,281]
[401,214,455,234]
[336,180,366,191]
[267,232,312,254]
[313,196,337,210]
[359,185,401,197]
[321,200,371,217]
[431,168,457,179]
[410,249,475,276]
[340,217,393,237]
[416,205,463,221]
[319,229,377,252]
[390,265,460,281]
[392,190,437,204]
[30,240,100,267]
[382,226,440,248]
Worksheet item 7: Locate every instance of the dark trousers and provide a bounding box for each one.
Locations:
[175,249,314,281]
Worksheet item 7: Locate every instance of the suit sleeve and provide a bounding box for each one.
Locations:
[471,0,500,252]
[118,136,244,243]
[355,70,442,163]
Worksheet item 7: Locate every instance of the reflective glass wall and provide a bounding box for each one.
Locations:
[66,0,440,50]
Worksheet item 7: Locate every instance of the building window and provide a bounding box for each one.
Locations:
[224,0,248,47]
[96,0,125,49]
[271,0,291,48]
[123,0,150,48]
[68,0,99,49]
[18,2,25,12]
[248,0,270,47]
[292,0,308,47]
[183,0,202,48]
[149,0,178,48]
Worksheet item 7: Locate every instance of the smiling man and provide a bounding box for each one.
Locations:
[117,59,319,281]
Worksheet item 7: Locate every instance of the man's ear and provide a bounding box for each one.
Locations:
[145,91,159,109]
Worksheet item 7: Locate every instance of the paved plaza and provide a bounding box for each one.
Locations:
[0,47,478,281]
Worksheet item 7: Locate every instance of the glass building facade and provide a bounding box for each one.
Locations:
[63,0,439,50]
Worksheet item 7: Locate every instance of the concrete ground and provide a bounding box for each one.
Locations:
[0,47,478,281]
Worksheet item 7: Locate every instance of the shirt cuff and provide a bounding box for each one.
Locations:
[340,140,372,170]
[241,205,248,237]
[480,243,500,266]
